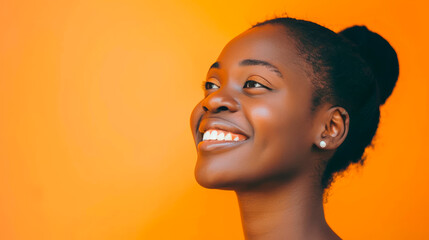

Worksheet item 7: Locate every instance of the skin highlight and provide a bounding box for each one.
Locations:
[190,24,347,239]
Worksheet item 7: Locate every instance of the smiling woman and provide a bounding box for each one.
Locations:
[190,17,399,239]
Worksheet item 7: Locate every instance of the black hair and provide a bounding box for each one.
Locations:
[252,17,399,190]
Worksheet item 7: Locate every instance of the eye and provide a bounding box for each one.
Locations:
[202,81,220,90]
[243,80,270,89]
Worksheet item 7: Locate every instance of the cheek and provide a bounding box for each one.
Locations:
[248,102,312,174]
[190,102,203,142]
[249,102,307,141]
[248,106,274,139]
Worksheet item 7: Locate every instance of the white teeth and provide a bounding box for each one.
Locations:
[203,131,210,141]
[209,130,218,140]
[225,133,232,141]
[216,132,225,140]
[203,130,245,142]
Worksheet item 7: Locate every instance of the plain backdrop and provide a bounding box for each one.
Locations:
[0,0,428,239]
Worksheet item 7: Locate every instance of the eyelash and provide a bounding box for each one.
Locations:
[202,81,219,90]
[202,80,271,90]
[243,80,270,89]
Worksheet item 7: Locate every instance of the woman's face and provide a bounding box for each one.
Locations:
[190,24,320,190]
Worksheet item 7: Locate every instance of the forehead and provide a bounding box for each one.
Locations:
[214,24,313,95]
[217,24,305,72]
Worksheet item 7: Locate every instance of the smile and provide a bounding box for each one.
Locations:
[196,118,250,152]
[202,129,247,142]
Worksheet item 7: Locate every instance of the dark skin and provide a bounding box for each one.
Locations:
[190,24,349,240]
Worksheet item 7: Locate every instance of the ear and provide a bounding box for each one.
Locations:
[315,106,349,150]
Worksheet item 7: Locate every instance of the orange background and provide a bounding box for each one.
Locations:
[0,0,428,239]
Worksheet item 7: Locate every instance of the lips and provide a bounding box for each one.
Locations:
[196,117,250,152]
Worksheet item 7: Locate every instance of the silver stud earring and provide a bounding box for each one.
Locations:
[319,140,326,148]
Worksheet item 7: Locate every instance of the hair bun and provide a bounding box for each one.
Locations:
[339,26,399,105]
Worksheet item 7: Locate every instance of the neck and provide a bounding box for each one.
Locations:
[234,175,340,240]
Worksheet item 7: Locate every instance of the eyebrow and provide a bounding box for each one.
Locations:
[208,59,283,78]
[239,59,283,78]
[209,62,220,70]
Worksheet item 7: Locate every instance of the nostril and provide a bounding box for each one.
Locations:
[202,105,229,113]
[217,106,228,112]
[201,94,239,113]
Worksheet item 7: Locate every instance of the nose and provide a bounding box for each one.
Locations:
[201,88,239,113]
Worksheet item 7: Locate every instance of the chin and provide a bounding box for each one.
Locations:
[194,161,277,191]
[194,161,243,190]
[194,154,308,192]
